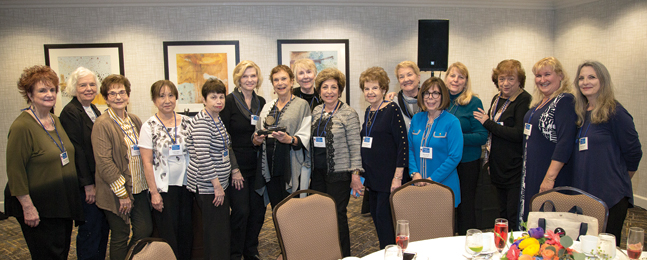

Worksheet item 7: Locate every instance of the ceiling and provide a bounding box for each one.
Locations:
[0,0,598,10]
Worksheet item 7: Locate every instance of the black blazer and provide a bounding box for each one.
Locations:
[59,97,101,187]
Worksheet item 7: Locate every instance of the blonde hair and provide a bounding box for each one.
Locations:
[444,62,475,105]
[232,60,263,89]
[292,59,317,76]
[573,61,616,126]
[530,57,572,107]
[395,61,421,78]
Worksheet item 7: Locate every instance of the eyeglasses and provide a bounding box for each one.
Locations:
[107,90,128,98]
[423,91,441,99]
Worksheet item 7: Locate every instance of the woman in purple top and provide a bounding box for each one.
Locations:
[518,57,576,226]
[572,61,642,245]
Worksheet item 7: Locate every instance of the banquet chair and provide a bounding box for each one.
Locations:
[390,179,455,242]
[125,237,176,260]
[530,186,609,233]
[273,189,343,260]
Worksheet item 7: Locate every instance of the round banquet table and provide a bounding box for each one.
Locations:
[359,232,630,260]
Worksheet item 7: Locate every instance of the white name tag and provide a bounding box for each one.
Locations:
[362,136,373,148]
[222,150,230,163]
[420,147,433,159]
[251,115,259,125]
[313,137,326,148]
[524,123,532,136]
[60,151,69,166]
[579,137,588,151]
[131,145,141,156]
[169,144,183,156]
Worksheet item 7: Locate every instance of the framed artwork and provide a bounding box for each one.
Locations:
[44,43,124,114]
[277,39,350,104]
[164,41,239,112]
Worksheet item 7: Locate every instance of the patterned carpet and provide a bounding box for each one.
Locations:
[1,198,646,259]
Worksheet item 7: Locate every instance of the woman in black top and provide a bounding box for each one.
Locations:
[292,59,322,111]
[358,67,408,249]
[473,59,531,230]
[220,60,266,260]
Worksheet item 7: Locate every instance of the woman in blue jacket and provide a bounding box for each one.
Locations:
[409,77,463,208]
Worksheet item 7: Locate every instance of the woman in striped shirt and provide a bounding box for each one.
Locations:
[91,74,152,260]
[187,78,240,259]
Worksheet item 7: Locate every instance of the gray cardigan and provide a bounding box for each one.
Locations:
[311,101,364,182]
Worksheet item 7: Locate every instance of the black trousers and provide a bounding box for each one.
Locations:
[368,188,396,249]
[76,187,110,260]
[229,171,266,260]
[494,182,521,231]
[18,217,73,260]
[607,197,629,246]
[457,159,480,235]
[310,167,352,257]
[152,186,193,260]
[195,191,230,260]
[103,192,153,260]
[267,175,289,209]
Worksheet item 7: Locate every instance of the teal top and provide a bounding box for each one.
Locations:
[446,92,488,163]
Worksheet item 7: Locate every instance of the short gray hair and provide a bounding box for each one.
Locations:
[65,67,99,96]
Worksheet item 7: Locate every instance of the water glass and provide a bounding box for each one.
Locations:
[384,244,403,260]
[598,233,616,259]
[465,229,483,258]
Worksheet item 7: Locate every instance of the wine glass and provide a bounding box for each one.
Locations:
[384,244,403,260]
[627,227,644,260]
[465,229,483,258]
[396,220,410,251]
[494,218,508,253]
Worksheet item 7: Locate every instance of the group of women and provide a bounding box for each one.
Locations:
[4,56,641,259]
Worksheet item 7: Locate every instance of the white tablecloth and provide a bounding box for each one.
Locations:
[359,232,629,260]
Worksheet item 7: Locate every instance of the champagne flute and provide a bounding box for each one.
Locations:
[494,218,508,253]
[465,229,483,258]
[396,220,410,251]
[627,227,644,260]
[384,244,403,260]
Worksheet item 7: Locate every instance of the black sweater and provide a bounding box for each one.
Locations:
[220,92,266,175]
[482,90,531,186]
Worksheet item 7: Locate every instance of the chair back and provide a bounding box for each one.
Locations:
[530,186,609,232]
[126,238,176,260]
[273,189,342,260]
[390,179,455,242]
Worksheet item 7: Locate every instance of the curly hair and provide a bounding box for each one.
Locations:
[65,67,99,97]
[492,59,526,89]
[359,67,390,92]
[530,57,572,107]
[17,65,59,104]
[315,68,346,96]
[100,74,131,100]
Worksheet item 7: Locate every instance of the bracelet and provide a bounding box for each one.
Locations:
[352,171,361,176]
[546,177,556,182]
[394,176,402,180]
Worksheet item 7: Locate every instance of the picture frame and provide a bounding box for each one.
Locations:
[44,43,124,114]
[277,39,350,104]
[164,41,240,113]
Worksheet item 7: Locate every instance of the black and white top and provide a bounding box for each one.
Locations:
[138,114,190,193]
[186,110,237,194]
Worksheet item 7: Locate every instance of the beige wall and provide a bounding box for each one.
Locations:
[555,0,647,208]
[0,0,643,208]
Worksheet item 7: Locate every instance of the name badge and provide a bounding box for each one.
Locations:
[579,137,588,151]
[222,150,230,163]
[169,144,183,156]
[131,145,141,156]
[498,122,504,126]
[251,115,259,125]
[524,123,532,136]
[313,137,326,148]
[60,151,70,166]
[362,136,373,148]
[420,147,433,159]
